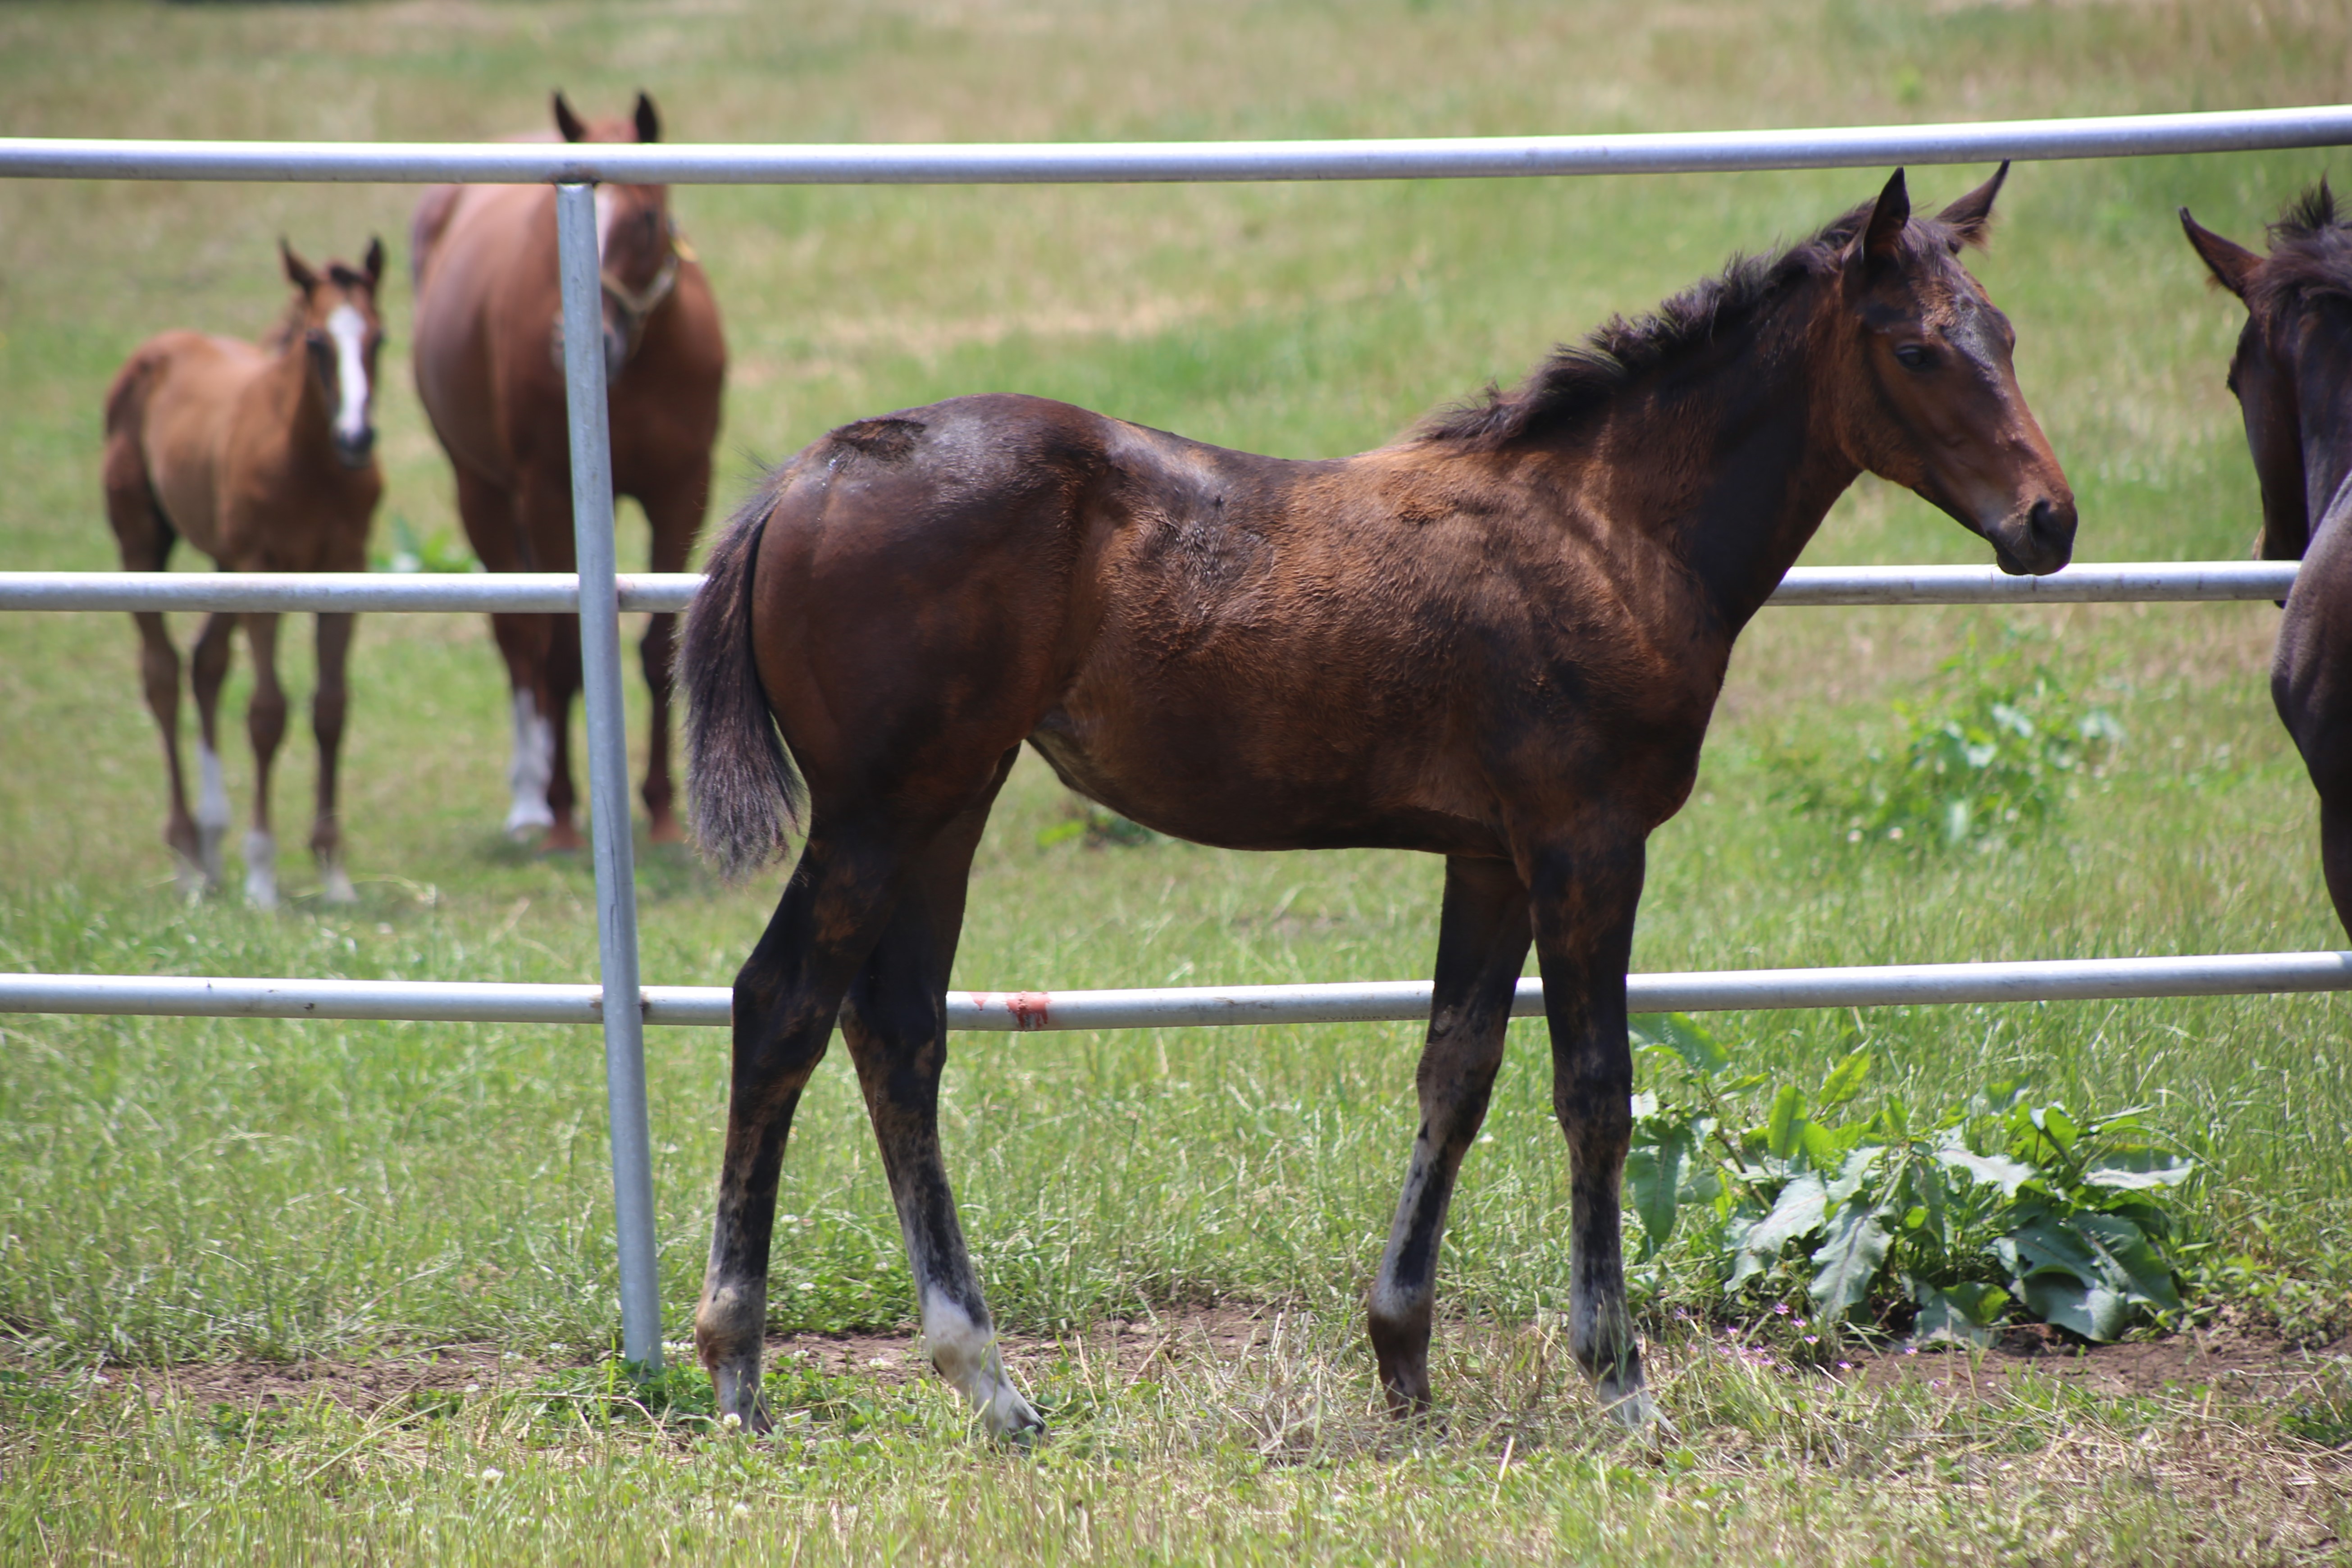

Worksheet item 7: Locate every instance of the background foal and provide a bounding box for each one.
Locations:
[100,239,385,906]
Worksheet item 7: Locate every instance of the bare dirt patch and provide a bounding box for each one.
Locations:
[17,1304,2348,1430]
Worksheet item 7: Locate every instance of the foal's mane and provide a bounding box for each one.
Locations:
[1417,201,1965,451]
[2252,180,2352,316]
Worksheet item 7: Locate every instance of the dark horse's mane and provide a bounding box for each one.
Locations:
[1417,200,1967,451]
[2252,179,2352,315]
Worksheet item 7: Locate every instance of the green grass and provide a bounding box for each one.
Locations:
[4,0,2352,1560]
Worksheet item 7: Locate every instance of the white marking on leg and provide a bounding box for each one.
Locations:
[920,1285,1041,1439]
[324,304,371,447]
[319,860,358,905]
[504,689,554,835]
[196,743,229,887]
[243,828,278,910]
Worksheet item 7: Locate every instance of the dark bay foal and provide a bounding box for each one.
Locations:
[679,168,2075,1437]
[2183,185,2352,935]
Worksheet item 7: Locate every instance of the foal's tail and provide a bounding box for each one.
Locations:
[679,480,805,879]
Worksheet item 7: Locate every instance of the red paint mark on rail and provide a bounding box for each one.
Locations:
[971,990,1053,1029]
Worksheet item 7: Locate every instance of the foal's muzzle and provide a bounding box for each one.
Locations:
[1988,495,2076,576]
[332,427,377,469]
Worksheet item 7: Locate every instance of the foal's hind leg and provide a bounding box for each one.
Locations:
[838,757,1040,1438]
[1525,829,1655,1429]
[104,459,203,891]
[187,612,237,891]
[1367,856,1531,1415]
[696,825,906,1429]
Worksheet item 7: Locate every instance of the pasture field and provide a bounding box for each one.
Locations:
[3,0,2351,1560]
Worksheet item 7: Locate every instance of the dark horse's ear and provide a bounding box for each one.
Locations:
[554,91,588,144]
[1860,168,1911,271]
[280,238,319,296]
[633,91,661,144]
[362,236,386,291]
[2180,208,2262,302]
[1936,161,2008,249]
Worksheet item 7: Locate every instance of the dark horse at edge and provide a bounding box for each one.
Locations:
[2183,184,2352,937]
[678,167,2075,1436]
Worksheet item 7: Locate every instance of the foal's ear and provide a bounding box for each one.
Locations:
[362,236,386,291]
[1860,168,1911,270]
[280,238,320,296]
[553,91,588,144]
[2180,208,2262,302]
[633,91,661,145]
[1936,161,2008,248]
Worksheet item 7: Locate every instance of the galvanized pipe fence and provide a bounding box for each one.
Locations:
[4,105,2347,1369]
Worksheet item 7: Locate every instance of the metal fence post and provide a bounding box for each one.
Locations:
[555,180,663,1373]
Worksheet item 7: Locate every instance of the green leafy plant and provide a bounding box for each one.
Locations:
[1036,802,1162,850]
[1625,1013,2197,1345]
[1777,643,2121,850]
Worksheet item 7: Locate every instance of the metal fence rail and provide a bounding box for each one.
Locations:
[6,102,2346,1372]
[0,560,2305,615]
[7,951,2350,1032]
[5,104,2351,185]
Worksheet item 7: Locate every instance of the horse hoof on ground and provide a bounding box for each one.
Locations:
[319,863,359,904]
[648,813,686,846]
[543,820,585,853]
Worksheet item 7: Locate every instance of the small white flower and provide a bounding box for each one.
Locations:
[479,1468,504,1483]
[732,1503,752,1518]
[720,1412,743,1431]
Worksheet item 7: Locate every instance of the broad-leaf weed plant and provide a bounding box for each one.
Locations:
[1624,1012,2199,1352]
[1777,639,2124,851]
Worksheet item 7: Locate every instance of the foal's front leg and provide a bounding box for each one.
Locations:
[310,612,358,903]
[241,612,290,909]
[1527,832,1655,1428]
[1367,855,1531,1414]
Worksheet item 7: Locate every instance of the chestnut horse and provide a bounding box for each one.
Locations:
[2183,184,2352,936]
[410,91,725,848]
[103,239,386,907]
[680,168,2074,1437]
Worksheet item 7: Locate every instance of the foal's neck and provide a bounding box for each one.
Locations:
[1587,278,1858,634]
[2295,303,2352,533]
[266,332,337,459]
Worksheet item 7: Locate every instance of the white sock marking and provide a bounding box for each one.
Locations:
[920,1285,1040,1437]
[196,744,230,830]
[243,828,278,909]
[504,689,555,834]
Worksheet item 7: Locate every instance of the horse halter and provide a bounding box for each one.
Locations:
[547,214,689,373]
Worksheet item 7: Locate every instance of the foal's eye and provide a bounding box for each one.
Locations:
[1893,344,1934,371]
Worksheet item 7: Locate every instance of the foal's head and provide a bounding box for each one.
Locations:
[278,237,385,470]
[2180,183,2352,562]
[1824,166,2075,575]
[555,89,686,379]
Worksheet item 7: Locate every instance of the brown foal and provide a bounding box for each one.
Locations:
[102,239,386,907]
[410,91,726,849]
[2183,185,2352,939]
[680,168,2075,1437]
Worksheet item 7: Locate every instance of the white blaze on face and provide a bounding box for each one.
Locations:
[594,185,620,263]
[324,303,371,445]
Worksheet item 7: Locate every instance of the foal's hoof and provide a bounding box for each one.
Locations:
[318,864,359,905]
[543,821,585,854]
[647,813,686,846]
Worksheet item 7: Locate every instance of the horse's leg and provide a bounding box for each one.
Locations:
[240,612,289,909]
[1367,855,1531,1415]
[187,612,238,892]
[104,453,203,891]
[453,465,555,842]
[541,615,584,853]
[837,753,1040,1438]
[310,612,358,903]
[696,821,907,1429]
[634,465,707,845]
[1525,827,1655,1428]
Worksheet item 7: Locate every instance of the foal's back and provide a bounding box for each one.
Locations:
[107,330,285,565]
